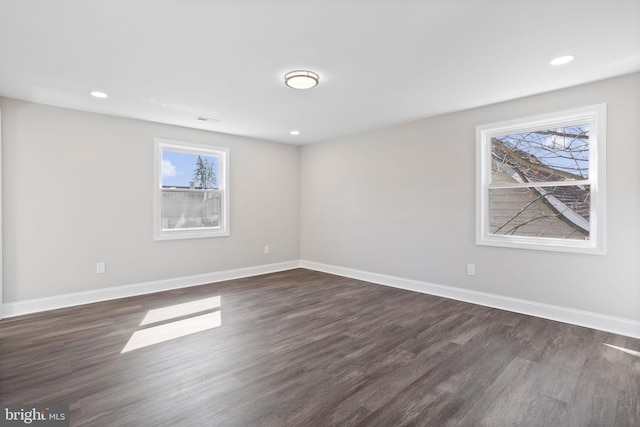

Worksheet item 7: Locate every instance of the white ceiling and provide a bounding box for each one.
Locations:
[1,0,639,145]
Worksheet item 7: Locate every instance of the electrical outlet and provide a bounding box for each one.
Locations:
[467,264,475,276]
[264,245,270,254]
[96,262,106,274]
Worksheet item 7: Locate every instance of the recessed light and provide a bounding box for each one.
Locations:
[290,130,301,135]
[550,55,575,66]
[284,70,319,90]
[90,91,109,98]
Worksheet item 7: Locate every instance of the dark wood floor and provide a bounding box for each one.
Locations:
[1,268,639,426]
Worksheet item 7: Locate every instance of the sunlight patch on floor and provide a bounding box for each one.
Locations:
[141,296,221,325]
[122,295,223,353]
[122,311,221,353]
[603,343,640,357]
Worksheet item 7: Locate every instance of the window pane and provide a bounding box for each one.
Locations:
[161,190,221,230]
[491,124,589,184]
[155,139,229,240]
[489,185,590,240]
[161,150,219,189]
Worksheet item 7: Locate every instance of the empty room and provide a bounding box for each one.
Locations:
[1,1,639,426]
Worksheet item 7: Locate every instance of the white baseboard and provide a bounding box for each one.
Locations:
[2,260,302,318]
[4,259,639,340]
[300,260,640,340]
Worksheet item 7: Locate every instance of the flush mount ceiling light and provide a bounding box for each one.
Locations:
[290,130,300,135]
[550,55,575,66]
[90,91,109,98]
[284,70,319,89]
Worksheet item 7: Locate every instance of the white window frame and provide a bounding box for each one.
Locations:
[154,138,230,240]
[476,104,606,255]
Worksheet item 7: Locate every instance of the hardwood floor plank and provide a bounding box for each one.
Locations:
[1,268,638,426]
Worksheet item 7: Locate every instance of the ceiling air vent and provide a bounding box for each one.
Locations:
[197,116,220,123]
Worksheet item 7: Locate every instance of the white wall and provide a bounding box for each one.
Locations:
[301,72,640,322]
[1,98,300,303]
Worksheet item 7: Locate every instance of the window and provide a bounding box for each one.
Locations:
[476,104,606,254]
[154,139,229,240]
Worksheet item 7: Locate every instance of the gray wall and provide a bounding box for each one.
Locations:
[1,98,300,302]
[301,72,640,321]
[3,73,639,323]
